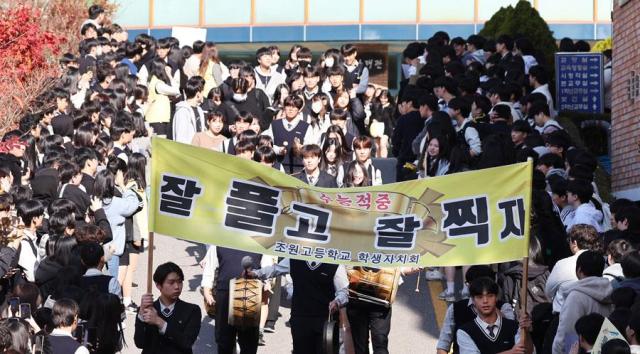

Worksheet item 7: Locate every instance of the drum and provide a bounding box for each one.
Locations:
[228,278,262,327]
[347,267,400,308]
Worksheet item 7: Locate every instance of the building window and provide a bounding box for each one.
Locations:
[628,71,640,102]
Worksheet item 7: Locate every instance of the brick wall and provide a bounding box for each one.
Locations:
[611,0,640,199]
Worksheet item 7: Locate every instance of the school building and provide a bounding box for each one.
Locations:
[113,0,612,43]
[611,0,640,200]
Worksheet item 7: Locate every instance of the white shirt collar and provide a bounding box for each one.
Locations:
[475,314,503,339]
[51,328,74,337]
[23,228,37,241]
[159,299,177,316]
[83,268,103,276]
[283,115,302,131]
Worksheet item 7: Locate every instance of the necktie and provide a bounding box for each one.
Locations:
[287,123,292,130]
[162,307,172,317]
[195,116,202,132]
[308,175,315,185]
[487,324,496,338]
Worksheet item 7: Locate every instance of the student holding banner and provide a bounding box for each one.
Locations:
[436,265,516,354]
[135,262,201,354]
[456,277,533,354]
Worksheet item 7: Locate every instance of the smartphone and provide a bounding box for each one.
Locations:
[19,303,31,319]
[86,327,97,348]
[44,295,56,309]
[8,297,19,317]
[74,324,85,343]
[33,334,44,354]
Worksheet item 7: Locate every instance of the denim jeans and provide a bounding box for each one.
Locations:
[107,254,120,279]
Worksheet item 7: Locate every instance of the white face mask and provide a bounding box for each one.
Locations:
[324,57,335,68]
[233,93,247,102]
[401,64,416,78]
[311,102,323,114]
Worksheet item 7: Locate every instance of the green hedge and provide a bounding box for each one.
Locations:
[479,1,557,66]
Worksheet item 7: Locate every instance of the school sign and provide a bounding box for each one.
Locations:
[149,138,532,267]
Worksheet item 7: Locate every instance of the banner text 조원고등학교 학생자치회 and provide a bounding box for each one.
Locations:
[149,138,532,267]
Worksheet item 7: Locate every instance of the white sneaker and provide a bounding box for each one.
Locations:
[425,269,443,281]
[438,290,456,302]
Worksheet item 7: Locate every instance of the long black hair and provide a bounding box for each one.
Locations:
[147,58,171,85]
[93,169,115,200]
[80,292,125,354]
[126,153,147,190]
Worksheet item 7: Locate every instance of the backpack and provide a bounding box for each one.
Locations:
[499,263,550,315]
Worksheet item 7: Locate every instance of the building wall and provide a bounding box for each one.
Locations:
[112,0,612,43]
[611,0,640,200]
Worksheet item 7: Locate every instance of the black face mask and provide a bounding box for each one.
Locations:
[298,60,311,69]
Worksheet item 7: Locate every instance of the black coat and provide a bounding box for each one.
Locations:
[294,170,338,188]
[31,167,59,205]
[392,111,423,165]
[134,299,202,354]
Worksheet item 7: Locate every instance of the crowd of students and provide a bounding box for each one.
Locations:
[0,2,634,354]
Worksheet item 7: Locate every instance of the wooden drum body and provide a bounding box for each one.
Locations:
[347,267,400,308]
[228,278,262,327]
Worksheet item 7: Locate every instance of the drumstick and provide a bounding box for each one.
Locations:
[414,269,421,293]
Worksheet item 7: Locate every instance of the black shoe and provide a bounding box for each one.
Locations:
[264,324,275,333]
[258,331,266,346]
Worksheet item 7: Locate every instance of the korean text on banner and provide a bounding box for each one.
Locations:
[150,138,533,267]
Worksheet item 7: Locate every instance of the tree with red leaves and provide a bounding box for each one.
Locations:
[0,6,62,79]
[0,0,117,133]
[0,5,64,132]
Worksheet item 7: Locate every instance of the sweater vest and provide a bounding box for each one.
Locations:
[459,316,518,354]
[456,121,478,150]
[49,334,82,354]
[79,274,113,295]
[145,76,171,123]
[451,299,505,353]
[290,259,337,318]
[272,119,309,174]
[215,247,262,291]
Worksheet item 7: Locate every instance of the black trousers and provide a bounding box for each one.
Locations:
[265,276,282,327]
[290,316,325,354]
[347,303,392,354]
[542,313,560,354]
[215,289,259,354]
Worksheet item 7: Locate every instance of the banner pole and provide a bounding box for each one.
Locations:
[519,157,534,346]
[519,256,529,345]
[148,138,156,294]
[147,232,155,293]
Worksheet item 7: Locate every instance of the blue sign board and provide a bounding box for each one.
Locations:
[555,53,604,114]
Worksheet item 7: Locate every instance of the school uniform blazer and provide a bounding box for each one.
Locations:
[134,299,202,354]
[294,170,338,188]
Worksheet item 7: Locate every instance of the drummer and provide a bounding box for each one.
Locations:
[246,258,349,354]
[201,246,272,354]
[347,266,420,354]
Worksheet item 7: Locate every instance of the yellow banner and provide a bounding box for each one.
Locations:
[150,138,532,267]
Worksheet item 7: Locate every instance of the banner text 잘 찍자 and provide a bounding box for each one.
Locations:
[149,138,532,267]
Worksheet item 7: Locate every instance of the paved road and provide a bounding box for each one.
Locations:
[121,234,449,353]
